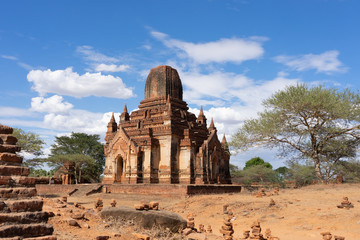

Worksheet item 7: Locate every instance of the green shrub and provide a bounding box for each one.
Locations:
[287,164,316,187]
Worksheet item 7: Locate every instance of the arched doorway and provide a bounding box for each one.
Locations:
[115,155,124,183]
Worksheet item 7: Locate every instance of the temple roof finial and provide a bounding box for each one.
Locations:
[110,112,115,122]
[208,117,216,131]
[123,103,128,113]
[221,134,227,144]
[199,105,204,116]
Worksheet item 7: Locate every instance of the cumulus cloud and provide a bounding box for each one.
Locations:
[274,50,347,74]
[94,64,130,72]
[43,111,121,139]
[185,71,299,138]
[31,95,74,113]
[27,67,134,98]
[76,45,119,63]
[151,31,266,64]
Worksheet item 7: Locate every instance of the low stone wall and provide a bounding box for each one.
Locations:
[186,185,242,195]
[36,184,242,196]
[36,184,80,197]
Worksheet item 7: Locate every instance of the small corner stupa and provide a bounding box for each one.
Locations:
[103,65,231,185]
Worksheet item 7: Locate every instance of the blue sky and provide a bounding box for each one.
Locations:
[0,0,359,169]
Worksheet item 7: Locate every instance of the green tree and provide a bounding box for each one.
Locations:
[244,156,272,170]
[12,128,45,168]
[46,132,104,183]
[231,84,360,182]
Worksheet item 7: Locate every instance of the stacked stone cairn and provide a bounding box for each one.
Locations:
[198,224,205,233]
[182,213,197,235]
[206,225,213,233]
[110,199,116,207]
[0,124,56,239]
[250,219,264,240]
[94,198,103,212]
[220,215,234,239]
[273,187,279,195]
[337,197,353,209]
[269,198,276,207]
[242,230,250,239]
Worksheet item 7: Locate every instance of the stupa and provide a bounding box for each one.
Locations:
[102,65,231,184]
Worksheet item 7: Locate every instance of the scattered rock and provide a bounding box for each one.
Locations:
[95,236,110,240]
[67,219,80,228]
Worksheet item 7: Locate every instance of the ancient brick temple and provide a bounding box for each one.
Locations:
[0,124,56,239]
[103,65,231,185]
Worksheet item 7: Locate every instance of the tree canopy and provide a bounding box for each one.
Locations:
[231,84,360,182]
[244,156,272,170]
[45,132,104,183]
[12,128,45,168]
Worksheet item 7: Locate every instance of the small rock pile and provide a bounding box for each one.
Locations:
[134,201,159,210]
[182,213,197,235]
[110,199,117,207]
[239,220,279,240]
[337,197,353,209]
[0,124,56,239]
[273,187,279,195]
[250,219,264,239]
[207,225,213,233]
[94,197,103,212]
[321,232,345,240]
[255,188,267,198]
[220,215,234,239]
[269,198,276,207]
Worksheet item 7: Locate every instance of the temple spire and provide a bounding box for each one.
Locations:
[221,134,227,145]
[123,103,128,113]
[208,117,216,131]
[221,133,229,152]
[120,103,130,122]
[105,112,117,142]
[197,105,207,126]
[110,112,115,122]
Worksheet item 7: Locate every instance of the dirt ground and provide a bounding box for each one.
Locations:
[43,183,360,240]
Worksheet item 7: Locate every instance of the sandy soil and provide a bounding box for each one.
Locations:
[43,184,360,240]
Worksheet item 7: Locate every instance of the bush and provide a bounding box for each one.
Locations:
[287,164,316,187]
[231,165,282,186]
[337,160,360,183]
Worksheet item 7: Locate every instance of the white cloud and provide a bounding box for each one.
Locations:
[17,62,34,70]
[31,95,74,113]
[27,67,134,99]
[274,50,347,74]
[151,31,266,64]
[0,107,35,117]
[94,63,130,72]
[185,71,299,138]
[76,45,119,63]
[1,55,18,60]
[43,111,121,139]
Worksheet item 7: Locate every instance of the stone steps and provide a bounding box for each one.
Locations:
[4,199,43,212]
[0,124,56,239]
[0,211,49,224]
[0,223,54,238]
[0,153,23,164]
[0,166,30,176]
[0,187,37,199]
